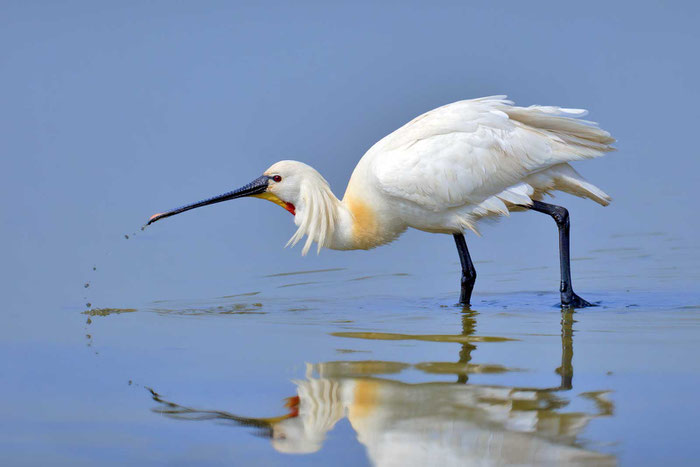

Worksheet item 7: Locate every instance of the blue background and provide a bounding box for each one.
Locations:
[2,3,699,465]
[3,1,699,311]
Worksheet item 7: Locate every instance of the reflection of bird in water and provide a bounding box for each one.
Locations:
[149,370,614,465]
[148,312,615,465]
[147,96,614,308]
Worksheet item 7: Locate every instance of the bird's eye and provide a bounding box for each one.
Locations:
[272,175,282,182]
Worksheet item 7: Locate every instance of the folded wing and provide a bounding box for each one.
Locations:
[370,96,614,214]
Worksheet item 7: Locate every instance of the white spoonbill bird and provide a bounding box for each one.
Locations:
[147,96,614,308]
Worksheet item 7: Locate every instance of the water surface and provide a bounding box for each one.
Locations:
[4,261,700,466]
[3,2,700,465]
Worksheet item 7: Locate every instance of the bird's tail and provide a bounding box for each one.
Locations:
[524,163,611,206]
[503,103,616,160]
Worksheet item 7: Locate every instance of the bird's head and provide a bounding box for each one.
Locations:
[146,160,326,225]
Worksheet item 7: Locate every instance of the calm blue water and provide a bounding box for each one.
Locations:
[2,2,700,466]
[3,250,700,465]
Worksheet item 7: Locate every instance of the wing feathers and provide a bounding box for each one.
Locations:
[370,96,614,214]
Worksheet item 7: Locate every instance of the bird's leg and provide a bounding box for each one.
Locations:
[528,200,593,308]
[453,233,477,306]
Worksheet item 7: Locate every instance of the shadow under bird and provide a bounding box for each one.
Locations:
[147,96,614,308]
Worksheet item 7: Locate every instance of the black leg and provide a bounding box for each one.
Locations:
[453,233,477,306]
[528,200,593,308]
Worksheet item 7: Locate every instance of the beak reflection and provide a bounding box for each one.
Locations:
[147,175,270,225]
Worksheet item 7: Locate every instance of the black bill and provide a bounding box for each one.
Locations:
[147,175,269,225]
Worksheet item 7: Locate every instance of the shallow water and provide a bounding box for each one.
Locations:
[4,259,700,466]
[4,3,700,465]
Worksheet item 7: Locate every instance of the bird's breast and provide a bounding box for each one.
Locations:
[345,197,381,249]
[341,196,406,250]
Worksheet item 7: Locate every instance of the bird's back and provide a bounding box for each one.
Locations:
[345,96,614,234]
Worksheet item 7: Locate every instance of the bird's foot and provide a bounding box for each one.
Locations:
[561,293,596,309]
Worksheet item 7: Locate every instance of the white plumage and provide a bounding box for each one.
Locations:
[353,96,613,235]
[263,95,614,254]
[148,95,614,306]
